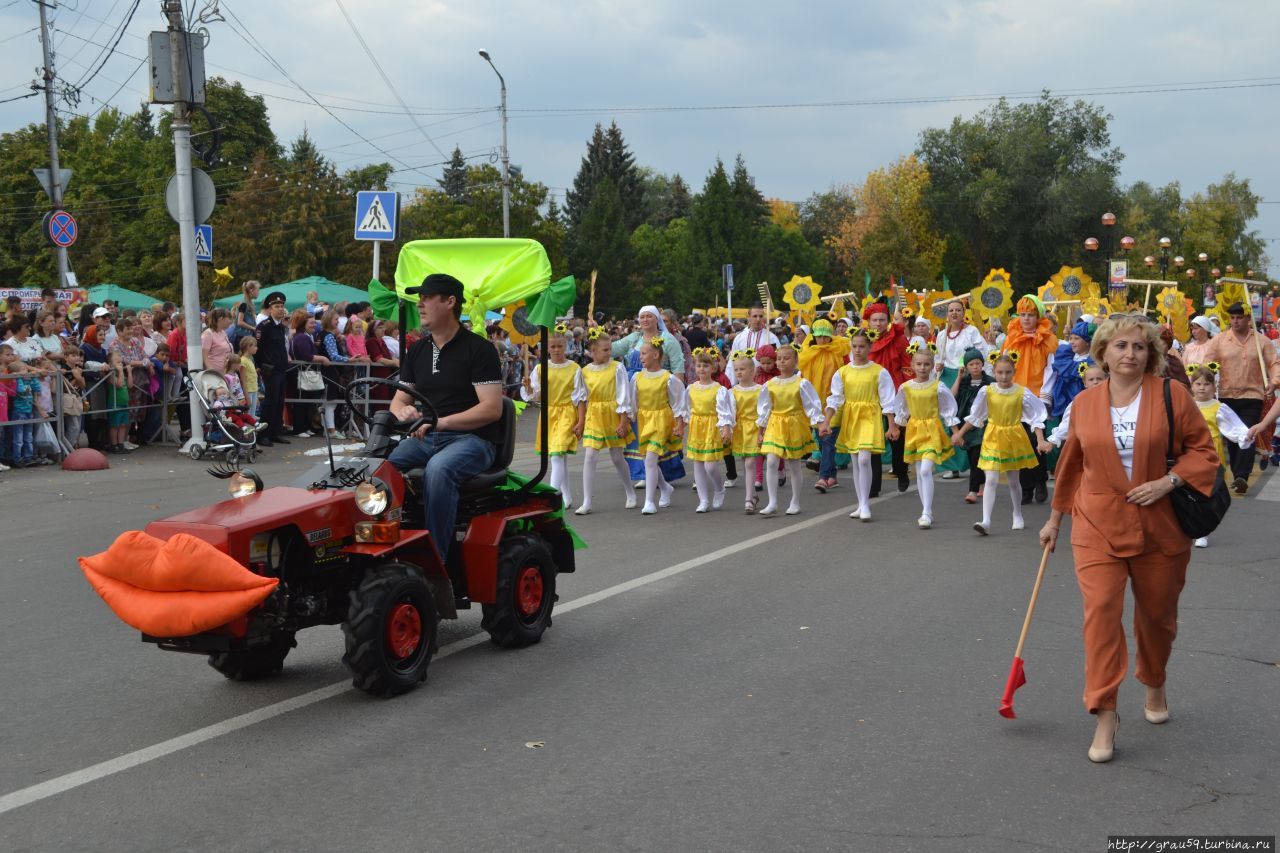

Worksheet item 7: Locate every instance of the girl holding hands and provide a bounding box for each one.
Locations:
[756,344,823,517]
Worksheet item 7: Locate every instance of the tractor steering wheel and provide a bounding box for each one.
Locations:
[344,377,440,436]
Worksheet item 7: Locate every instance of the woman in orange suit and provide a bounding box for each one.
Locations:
[1040,314,1218,764]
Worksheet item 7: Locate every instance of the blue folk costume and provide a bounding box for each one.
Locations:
[1045,318,1096,470]
[621,308,686,484]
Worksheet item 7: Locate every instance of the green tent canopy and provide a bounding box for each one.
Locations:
[212,276,369,313]
[88,284,163,312]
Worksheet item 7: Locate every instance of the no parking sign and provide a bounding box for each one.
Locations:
[42,210,78,248]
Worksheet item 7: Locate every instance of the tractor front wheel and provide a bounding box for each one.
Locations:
[207,632,296,680]
[481,533,557,648]
[343,562,438,697]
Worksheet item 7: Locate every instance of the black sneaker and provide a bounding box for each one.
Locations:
[1231,476,1248,495]
[897,476,909,493]
[1034,483,1048,503]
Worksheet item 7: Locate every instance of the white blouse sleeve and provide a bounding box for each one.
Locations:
[937,383,959,427]
[965,386,990,428]
[667,375,690,418]
[1021,389,1048,430]
[891,386,910,427]
[799,379,823,424]
[824,369,844,413]
[614,364,633,415]
[1048,402,1072,446]
[1040,359,1057,401]
[756,383,773,428]
[519,364,541,402]
[1217,403,1254,448]
[715,386,736,427]
[878,369,898,413]
[570,367,589,405]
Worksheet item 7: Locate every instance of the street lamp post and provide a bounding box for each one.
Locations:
[478,50,510,238]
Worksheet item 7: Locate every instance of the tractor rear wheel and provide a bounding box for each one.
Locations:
[207,632,296,680]
[343,562,437,697]
[481,533,557,648]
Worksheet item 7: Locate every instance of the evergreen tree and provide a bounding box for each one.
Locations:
[439,145,468,202]
[569,176,630,313]
[133,103,155,141]
[565,124,609,228]
[565,121,644,230]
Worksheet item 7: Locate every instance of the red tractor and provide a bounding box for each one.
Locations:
[104,372,577,697]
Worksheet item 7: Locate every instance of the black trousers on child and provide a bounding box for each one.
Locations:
[1219,397,1262,480]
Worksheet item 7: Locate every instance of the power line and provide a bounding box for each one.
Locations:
[0,89,38,105]
[332,0,447,159]
[68,0,140,97]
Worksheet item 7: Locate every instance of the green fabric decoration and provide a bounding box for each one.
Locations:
[368,278,420,331]
[525,275,578,328]
[496,470,587,550]
[393,238,553,336]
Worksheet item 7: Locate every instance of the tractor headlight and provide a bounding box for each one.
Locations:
[228,469,263,498]
[355,481,389,516]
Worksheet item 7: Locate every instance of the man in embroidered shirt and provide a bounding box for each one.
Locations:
[388,273,504,562]
[1203,302,1280,493]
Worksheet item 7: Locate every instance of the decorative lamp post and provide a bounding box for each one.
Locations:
[1158,236,1172,280]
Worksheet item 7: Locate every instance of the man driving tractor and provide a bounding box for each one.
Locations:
[388,273,505,562]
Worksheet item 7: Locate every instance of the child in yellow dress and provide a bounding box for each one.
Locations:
[685,348,735,513]
[730,352,764,514]
[631,337,688,515]
[521,328,588,509]
[893,344,959,529]
[756,344,823,517]
[576,329,637,515]
[820,329,898,522]
[950,352,1047,535]
[1185,362,1252,548]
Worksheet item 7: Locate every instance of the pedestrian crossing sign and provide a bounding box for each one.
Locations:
[354,190,399,241]
[194,224,213,262]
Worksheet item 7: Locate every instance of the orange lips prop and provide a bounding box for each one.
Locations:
[79,531,278,637]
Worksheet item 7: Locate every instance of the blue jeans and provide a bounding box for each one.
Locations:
[388,430,496,564]
[817,427,839,480]
[9,421,34,461]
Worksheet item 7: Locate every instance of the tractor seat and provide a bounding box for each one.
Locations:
[403,397,516,496]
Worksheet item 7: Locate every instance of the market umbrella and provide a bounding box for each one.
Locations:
[88,284,163,312]
[212,276,368,312]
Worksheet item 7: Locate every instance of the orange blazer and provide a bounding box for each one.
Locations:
[1052,374,1219,558]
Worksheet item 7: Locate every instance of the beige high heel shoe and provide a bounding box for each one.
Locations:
[1144,687,1169,724]
[1088,712,1120,763]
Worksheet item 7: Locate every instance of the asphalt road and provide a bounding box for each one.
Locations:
[1,411,1276,852]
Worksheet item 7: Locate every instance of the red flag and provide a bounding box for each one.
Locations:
[999,656,1027,718]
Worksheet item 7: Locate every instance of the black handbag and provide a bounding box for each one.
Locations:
[1162,379,1231,538]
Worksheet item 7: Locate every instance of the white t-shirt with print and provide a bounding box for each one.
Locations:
[1110,389,1142,478]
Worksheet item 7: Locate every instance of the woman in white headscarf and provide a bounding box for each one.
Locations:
[609,305,685,379]
[1182,315,1215,366]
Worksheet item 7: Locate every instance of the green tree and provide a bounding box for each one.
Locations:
[917,94,1122,291]
[569,176,630,312]
[439,145,468,202]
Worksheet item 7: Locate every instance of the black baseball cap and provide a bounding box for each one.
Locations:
[1226,302,1246,316]
[263,291,287,307]
[406,273,464,302]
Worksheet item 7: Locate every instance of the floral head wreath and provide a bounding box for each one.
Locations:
[730,348,756,361]
[866,328,881,342]
[1186,362,1220,375]
[692,346,718,357]
[1076,361,1092,378]
[586,326,606,341]
[1007,351,1020,364]
[648,336,665,349]
[901,307,916,320]
[906,341,938,357]
[987,351,1001,364]
[553,322,570,335]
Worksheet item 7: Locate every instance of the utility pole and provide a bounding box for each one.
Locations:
[479,50,510,237]
[37,0,70,288]
[162,0,205,451]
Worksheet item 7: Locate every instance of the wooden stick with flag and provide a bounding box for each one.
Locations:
[999,544,1053,719]
[587,269,598,321]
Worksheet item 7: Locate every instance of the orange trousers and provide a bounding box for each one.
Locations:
[1073,544,1190,713]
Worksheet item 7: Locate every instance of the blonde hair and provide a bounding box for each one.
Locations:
[1090,315,1166,376]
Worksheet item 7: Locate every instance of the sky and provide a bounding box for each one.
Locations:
[1,0,1277,274]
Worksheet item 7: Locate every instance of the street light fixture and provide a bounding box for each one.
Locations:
[478,49,510,238]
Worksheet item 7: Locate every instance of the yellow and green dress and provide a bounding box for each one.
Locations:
[757,373,823,459]
[730,383,763,458]
[966,383,1048,472]
[630,368,689,456]
[1195,398,1252,470]
[520,359,588,455]
[826,361,896,455]
[685,382,735,462]
[581,360,633,450]
[892,379,958,464]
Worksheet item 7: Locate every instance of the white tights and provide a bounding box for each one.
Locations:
[741,456,759,505]
[916,458,935,517]
[763,454,803,513]
[550,455,573,507]
[853,451,874,513]
[643,452,671,509]
[581,446,634,509]
[981,469,1024,527]
[693,460,725,509]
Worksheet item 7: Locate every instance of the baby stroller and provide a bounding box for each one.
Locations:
[183,370,262,464]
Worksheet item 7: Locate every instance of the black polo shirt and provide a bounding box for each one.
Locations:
[402,326,503,445]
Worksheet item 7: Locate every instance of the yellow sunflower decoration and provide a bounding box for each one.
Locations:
[971,268,1014,328]
[922,290,955,325]
[1080,296,1110,319]
[1212,280,1248,329]
[500,300,541,345]
[1046,265,1099,303]
[1157,286,1190,342]
[783,275,823,315]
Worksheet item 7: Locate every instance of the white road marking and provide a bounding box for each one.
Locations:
[1255,470,1280,501]
[0,494,894,816]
